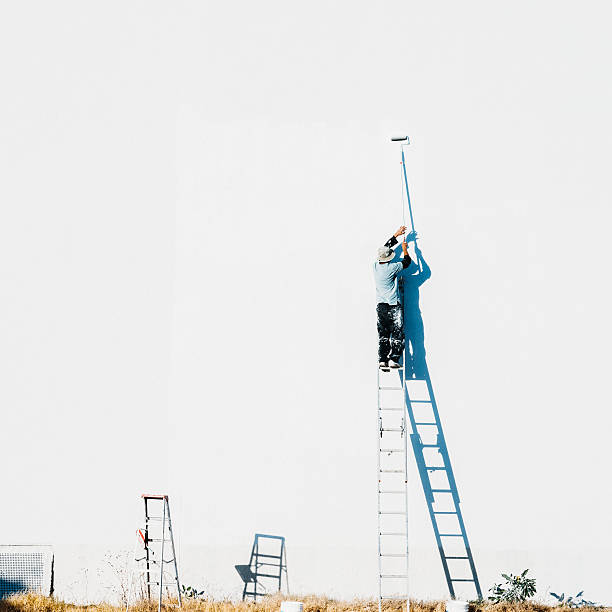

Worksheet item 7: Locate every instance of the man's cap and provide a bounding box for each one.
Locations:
[377,246,395,263]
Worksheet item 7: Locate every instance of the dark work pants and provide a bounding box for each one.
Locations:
[376,303,404,362]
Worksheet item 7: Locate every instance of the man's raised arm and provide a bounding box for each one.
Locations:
[382,226,412,269]
[383,225,407,249]
[401,238,412,269]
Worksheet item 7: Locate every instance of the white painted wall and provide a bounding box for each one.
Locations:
[1,0,611,605]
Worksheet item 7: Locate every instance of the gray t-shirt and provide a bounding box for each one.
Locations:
[373,261,404,305]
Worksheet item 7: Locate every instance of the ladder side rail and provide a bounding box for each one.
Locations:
[282,539,290,594]
[165,498,182,606]
[401,370,410,612]
[158,500,166,612]
[253,536,259,601]
[144,498,152,601]
[277,538,284,592]
[376,369,383,612]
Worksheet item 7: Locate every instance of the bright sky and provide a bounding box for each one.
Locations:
[1,0,611,605]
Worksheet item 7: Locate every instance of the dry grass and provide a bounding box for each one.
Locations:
[0,594,608,612]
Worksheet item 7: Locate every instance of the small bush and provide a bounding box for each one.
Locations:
[489,569,537,603]
[550,590,598,608]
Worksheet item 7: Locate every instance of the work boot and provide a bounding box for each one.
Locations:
[379,361,388,369]
[388,359,401,369]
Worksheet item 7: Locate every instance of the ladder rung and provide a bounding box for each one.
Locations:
[380,428,403,433]
[431,489,452,493]
[451,578,476,582]
[445,556,469,559]
[415,422,437,426]
[254,553,282,559]
[426,466,447,471]
[379,511,406,515]
[379,386,403,391]
[421,444,440,448]
[408,400,431,403]
[379,490,405,494]
[433,511,457,515]
[147,538,172,542]
[379,532,406,536]
[379,408,403,411]
[380,553,407,557]
[379,469,404,473]
[439,533,463,537]
[380,574,408,578]
[381,596,408,600]
[380,448,404,452]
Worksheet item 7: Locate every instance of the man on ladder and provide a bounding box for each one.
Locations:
[374,225,413,371]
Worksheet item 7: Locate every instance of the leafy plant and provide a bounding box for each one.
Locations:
[181,584,206,599]
[550,590,598,608]
[489,569,536,603]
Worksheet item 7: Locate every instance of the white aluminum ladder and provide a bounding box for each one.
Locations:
[377,365,409,612]
[126,494,182,611]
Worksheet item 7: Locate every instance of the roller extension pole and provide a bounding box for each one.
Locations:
[394,136,419,271]
[400,148,415,235]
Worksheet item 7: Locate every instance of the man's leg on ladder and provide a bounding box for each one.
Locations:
[388,304,405,363]
[377,303,391,364]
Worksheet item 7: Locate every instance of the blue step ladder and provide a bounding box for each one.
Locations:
[403,368,482,600]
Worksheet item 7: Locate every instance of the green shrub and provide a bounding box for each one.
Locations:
[489,569,536,603]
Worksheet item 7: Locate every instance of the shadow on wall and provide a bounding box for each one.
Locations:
[388,238,483,600]
[402,244,431,379]
[391,238,431,379]
[0,577,27,600]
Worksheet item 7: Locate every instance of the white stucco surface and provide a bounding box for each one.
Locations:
[1,1,611,605]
